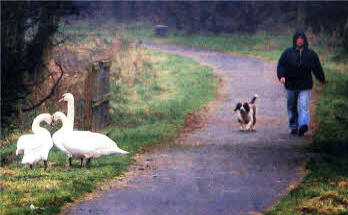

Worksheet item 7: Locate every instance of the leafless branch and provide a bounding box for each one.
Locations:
[22,61,65,112]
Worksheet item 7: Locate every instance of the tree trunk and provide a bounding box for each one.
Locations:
[296,2,305,30]
[1,2,27,121]
[344,17,348,53]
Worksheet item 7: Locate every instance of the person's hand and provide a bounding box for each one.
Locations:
[279,77,285,84]
[320,80,328,87]
[318,80,328,88]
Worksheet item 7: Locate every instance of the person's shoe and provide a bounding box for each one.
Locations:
[290,128,298,135]
[298,125,308,136]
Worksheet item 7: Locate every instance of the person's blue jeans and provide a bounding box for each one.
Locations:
[286,89,311,129]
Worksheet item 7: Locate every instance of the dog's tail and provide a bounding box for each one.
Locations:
[250,94,258,104]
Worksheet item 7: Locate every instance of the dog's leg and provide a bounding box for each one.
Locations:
[246,120,253,131]
[240,125,244,131]
[252,106,257,132]
[246,109,256,131]
[250,125,255,132]
[240,122,246,132]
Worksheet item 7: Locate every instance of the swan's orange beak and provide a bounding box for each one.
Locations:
[58,97,64,102]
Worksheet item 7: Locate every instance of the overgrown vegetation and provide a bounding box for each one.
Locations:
[1,2,77,128]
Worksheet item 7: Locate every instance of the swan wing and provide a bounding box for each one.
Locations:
[21,152,44,164]
[60,132,97,157]
[61,132,128,158]
[17,134,52,152]
[19,134,53,164]
[52,130,72,156]
[83,132,129,154]
[26,137,52,154]
[16,134,34,154]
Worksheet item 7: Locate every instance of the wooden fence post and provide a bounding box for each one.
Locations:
[84,59,112,131]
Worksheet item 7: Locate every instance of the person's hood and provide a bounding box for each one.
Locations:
[293,30,308,50]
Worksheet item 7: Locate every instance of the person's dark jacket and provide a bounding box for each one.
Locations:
[277,31,326,90]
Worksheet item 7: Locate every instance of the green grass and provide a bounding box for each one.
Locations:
[264,155,348,215]
[309,68,348,155]
[1,156,130,215]
[107,49,217,153]
[0,40,217,214]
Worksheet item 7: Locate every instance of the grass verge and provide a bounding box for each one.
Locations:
[265,67,348,215]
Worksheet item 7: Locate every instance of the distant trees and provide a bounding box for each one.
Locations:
[110,1,348,45]
[344,18,348,52]
[75,2,347,50]
[1,1,77,128]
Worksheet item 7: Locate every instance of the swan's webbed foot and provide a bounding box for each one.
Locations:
[80,158,83,168]
[44,160,47,170]
[86,158,91,168]
[69,157,72,167]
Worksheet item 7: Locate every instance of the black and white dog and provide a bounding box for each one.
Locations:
[234,95,258,131]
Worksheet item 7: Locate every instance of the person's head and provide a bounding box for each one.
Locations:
[293,31,308,50]
[296,36,304,48]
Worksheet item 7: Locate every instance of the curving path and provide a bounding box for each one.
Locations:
[67,42,310,215]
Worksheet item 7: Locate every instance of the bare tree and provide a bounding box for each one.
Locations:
[1,1,77,128]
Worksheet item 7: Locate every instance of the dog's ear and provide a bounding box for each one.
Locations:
[243,103,250,112]
[234,103,242,111]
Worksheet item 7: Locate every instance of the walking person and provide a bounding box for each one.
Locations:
[277,30,327,136]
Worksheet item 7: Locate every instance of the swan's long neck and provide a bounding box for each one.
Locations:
[52,112,70,153]
[54,112,69,132]
[32,114,51,134]
[66,97,74,130]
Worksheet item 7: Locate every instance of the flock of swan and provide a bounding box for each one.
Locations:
[16,93,129,169]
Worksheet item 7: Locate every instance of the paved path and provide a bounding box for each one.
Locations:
[68,42,309,215]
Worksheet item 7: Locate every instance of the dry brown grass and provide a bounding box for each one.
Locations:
[1,133,22,147]
[253,40,276,51]
[13,35,160,130]
[296,191,348,215]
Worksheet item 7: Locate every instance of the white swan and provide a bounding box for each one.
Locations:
[52,111,128,168]
[51,111,73,164]
[57,93,101,166]
[16,113,53,169]
[55,93,80,167]
[51,109,93,166]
